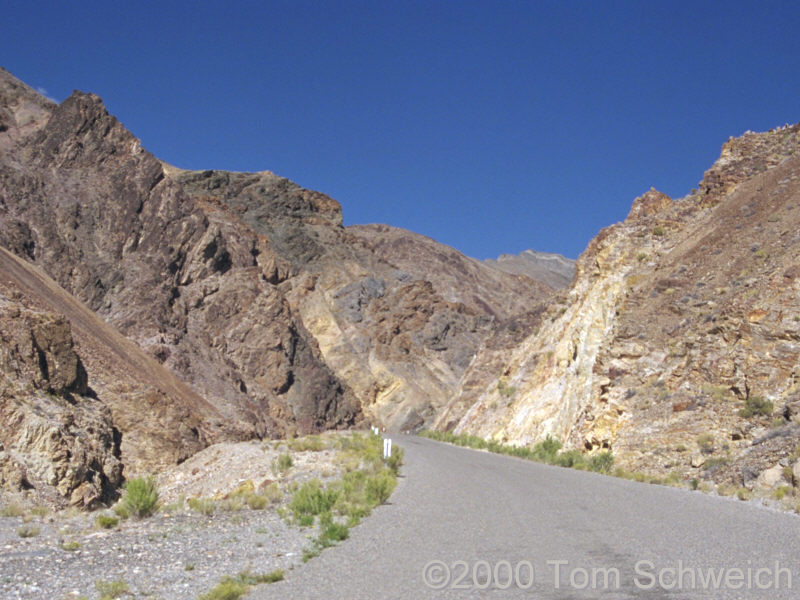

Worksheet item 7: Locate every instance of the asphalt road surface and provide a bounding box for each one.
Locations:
[252,435,800,599]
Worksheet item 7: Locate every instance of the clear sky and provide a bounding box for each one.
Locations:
[3,1,799,259]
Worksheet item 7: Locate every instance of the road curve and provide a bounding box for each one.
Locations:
[251,435,800,599]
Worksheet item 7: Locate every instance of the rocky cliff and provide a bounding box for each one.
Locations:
[0,68,559,505]
[444,125,800,494]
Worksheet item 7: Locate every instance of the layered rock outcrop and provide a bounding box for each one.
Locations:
[445,125,800,490]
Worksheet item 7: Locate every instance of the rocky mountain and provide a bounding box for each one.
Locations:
[484,249,575,290]
[0,68,558,505]
[441,125,800,495]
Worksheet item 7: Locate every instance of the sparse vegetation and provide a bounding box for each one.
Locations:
[60,540,81,551]
[95,514,119,529]
[0,503,25,517]
[188,497,217,516]
[288,435,326,452]
[739,396,774,418]
[121,476,159,518]
[652,226,665,236]
[272,452,294,476]
[291,432,402,562]
[199,570,284,600]
[774,486,791,500]
[496,379,516,398]
[419,430,614,474]
[17,525,40,538]
[112,502,130,520]
[696,433,715,454]
[95,579,129,600]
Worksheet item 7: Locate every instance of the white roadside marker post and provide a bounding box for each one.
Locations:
[383,438,392,459]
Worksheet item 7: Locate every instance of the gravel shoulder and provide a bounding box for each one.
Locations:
[0,432,375,599]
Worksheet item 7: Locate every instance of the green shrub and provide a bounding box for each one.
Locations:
[199,577,248,600]
[199,570,284,600]
[246,494,269,510]
[112,502,130,519]
[95,514,119,529]
[531,436,562,463]
[386,446,404,475]
[319,512,349,546]
[365,470,396,505]
[589,451,615,474]
[496,380,516,398]
[60,540,81,551]
[188,497,216,515]
[17,525,39,538]
[774,486,791,500]
[95,579,129,600]
[289,435,326,452]
[739,396,774,418]
[554,449,587,469]
[272,453,294,476]
[121,476,159,518]
[290,480,339,520]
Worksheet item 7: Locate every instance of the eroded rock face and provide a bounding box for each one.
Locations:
[447,124,800,488]
[0,65,561,499]
[0,299,122,507]
[0,71,361,441]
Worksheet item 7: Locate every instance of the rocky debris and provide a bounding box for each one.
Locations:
[0,437,356,600]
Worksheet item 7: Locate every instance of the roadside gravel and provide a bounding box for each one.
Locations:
[0,432,358,599]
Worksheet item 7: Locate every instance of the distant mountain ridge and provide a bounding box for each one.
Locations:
[484,249,575,289]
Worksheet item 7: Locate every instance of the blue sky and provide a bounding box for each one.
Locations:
[3,1,799,259]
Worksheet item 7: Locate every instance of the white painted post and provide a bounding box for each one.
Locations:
[383,438,392,459]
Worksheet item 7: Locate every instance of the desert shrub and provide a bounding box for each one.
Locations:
[198,577,248,600]
[774,486,791,500]
[0,503,25,517]
[95,514,119,529]
[246,494,269,510]
[60,540,81,551]
[386,446,404,475]
[290,480,339,520]
[554,449,586,469]
[121,476,159,518]
[272,453,294,476]
[696,433,715,454]
[496,380,516,398]
[532,436,563,463]
[112,502,130,519]
[17,525,39,538]
[739,396,774,418]
[365,469,396,505]
[318,512,349,546]
[95,579,129,600]
[589,451,615,474]
[289,435,326,452]
[188,497,216,516]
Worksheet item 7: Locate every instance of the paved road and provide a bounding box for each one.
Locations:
[252,435,800,599]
